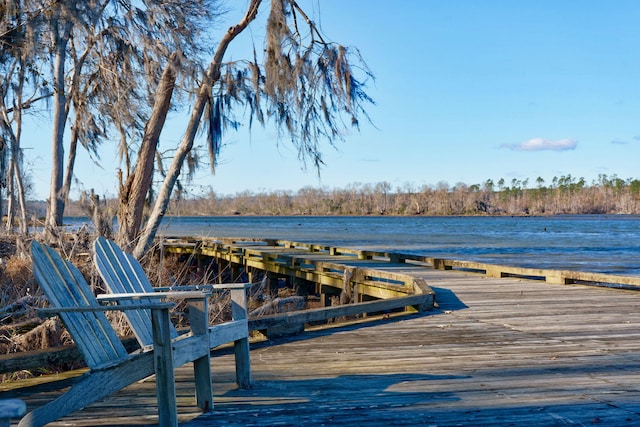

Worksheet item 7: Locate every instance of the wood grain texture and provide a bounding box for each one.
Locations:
[9,253,640,426]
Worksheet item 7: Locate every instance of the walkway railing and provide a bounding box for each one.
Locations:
[162,237,640,290]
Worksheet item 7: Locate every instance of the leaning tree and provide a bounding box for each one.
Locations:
[114,0,374,258]
[0,0,217,239]
[1,1,373,254]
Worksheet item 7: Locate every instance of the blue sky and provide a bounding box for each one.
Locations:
[26,1,640,199]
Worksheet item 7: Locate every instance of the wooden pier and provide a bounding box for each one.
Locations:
[3,238,640,426]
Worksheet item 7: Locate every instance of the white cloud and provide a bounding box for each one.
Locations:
[502,138,578,152]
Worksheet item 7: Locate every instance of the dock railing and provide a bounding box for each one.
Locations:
[162,238,435,302]
[162,237,640,291]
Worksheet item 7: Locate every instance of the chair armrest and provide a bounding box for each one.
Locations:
[37,302,175,317]
[97,291,210,302]
[155,283,251,292]
[155,285,214,292]
[212,283,251,291]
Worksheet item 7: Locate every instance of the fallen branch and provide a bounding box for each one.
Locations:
[11,318,65,352]
[0,296,44,317]
[249,296,305,317]
[0,317,43,334]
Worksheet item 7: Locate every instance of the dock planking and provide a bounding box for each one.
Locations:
[3,241,640,426]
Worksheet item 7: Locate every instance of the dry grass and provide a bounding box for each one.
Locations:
[1,256,36,305]
[0,234,313,381]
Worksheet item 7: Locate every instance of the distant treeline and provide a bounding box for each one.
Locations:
[60,174,640,218]
[160,174,640,216]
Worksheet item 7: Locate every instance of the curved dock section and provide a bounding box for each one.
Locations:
[5,237,640,426]
[160,237,640,337]
[162,238,436,336]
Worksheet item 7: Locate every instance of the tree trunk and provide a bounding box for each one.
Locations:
[5,160,15,231]
[132,0,262,259]
[5,158,28,235]
[2,121,28,234]
[61,125,78,205]
[45,24,72,237]
[116,53,180,251]
[132,92,208,258]
[2,55,27,234]
[12,91,28,235]
[14,158,28,234]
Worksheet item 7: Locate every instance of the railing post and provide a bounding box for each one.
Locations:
[432,258,452,270]
[485,266,504,278]
[228,284,252,389]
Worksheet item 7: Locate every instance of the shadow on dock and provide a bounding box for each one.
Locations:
[430,286,469,311]
[186,373,466,426]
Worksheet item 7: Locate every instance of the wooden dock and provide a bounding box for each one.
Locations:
[3,239,640,426]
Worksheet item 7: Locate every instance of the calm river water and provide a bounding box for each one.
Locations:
[146,215,640,276]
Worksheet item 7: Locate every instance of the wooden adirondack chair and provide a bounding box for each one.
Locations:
[22,241,213,427]
[92,236,252,389]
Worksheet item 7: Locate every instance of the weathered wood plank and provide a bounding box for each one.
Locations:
[248,294,432,331]
[6,238,640,426]
[0,346,84,375]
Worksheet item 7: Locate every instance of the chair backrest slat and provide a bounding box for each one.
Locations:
[94,237,178,348]
[31,241,128,369]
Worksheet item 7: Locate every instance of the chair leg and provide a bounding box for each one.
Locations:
[234,336,252,389]
[186,298,214,411]
[193,356,214,410]
[151,307,178,427]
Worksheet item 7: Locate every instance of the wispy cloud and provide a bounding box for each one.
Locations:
[502,138,578,152]
[610,135,640,145]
